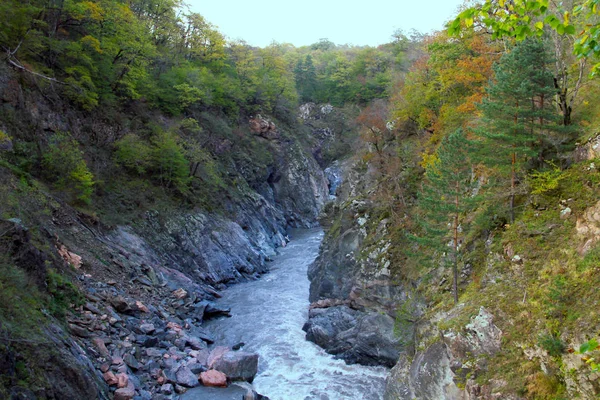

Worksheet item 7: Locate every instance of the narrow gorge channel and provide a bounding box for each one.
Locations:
[184,228,388,400]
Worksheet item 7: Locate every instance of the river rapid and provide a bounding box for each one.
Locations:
[200,228,387,400]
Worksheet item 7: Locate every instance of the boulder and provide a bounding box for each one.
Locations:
[211,351,259,382]
[199,370,227,387]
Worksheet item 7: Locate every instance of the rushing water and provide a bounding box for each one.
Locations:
[200,228,387,400]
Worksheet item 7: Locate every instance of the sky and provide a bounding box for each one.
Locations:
[187,0,467,48]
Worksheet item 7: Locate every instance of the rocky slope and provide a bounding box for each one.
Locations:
[0,63,333,398]
[303,158,422,368]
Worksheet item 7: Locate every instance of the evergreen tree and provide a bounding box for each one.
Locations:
[415,129,478,304]
[475,38,563,222]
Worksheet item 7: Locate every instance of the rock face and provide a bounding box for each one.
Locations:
[384,307,506,400]
[305,160,420,367]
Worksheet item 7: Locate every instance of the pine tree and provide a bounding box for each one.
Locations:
[415,129,478,304]
[474,38,563,222]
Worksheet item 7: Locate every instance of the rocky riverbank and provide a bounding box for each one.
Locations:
[0,104,336,399]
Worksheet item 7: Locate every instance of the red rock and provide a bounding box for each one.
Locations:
[112,355,124,365]
[116,373,129,388]
[199,370,227,387]
[172,288,188,299]
[100,363,110,373]
[57,244,82,269]
[92,337,110,357]
[207,346,230,368]
[135,300,149,313]
[103,371,118,386]
[114,381,135,400]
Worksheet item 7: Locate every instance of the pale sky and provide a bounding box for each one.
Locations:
[188,0,467,48]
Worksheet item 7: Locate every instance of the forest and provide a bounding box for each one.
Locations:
[1,0,600,398]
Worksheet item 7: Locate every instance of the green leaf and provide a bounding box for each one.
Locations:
[535,21,544,30]
[580,339,599,354]
[564,24,576,35]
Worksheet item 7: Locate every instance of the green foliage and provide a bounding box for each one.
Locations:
[0,260,44,337]
[450,0,600,74]
[46,269,84,317]
[150,131,190,192]
[474,38,562,221]
[529,162,565,195]
[538,333,566,357]
[114,134,152,174]
[414,129,479,303]
[42,134,95,204]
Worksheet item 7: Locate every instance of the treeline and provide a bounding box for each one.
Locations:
[0,0,426,212]
[0,0,417,116]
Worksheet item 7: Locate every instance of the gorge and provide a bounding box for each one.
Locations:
[2,0,600,399]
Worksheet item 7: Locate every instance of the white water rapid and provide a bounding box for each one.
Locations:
[188,228,387,400]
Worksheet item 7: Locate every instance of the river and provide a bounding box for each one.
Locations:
[186,228,387,400]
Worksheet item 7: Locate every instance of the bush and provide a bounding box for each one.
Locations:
[114,134,152,174]
[42,133,94,204]
[538,333,565,357]
[46,269,84,317]
[150,131,190,192]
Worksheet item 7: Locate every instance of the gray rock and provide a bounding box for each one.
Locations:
[160,383,174,395]
[175,366,199,388]
[124,353,140,370]
[139,323,155,334]
[212,351,259,382]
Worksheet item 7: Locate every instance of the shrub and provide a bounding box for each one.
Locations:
[538,333,565,357]
[46,268,84,317]
[42,133,94,204]
[114,134,152,174]
[150,131,190,192]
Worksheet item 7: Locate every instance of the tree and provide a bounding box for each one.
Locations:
[474,38,563,222]
[415,129,478,304]
[449,0,590,126]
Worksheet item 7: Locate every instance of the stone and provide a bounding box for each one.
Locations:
[135,301,150,313]
[111,296,133,314]
[116,373,129,388]
[172,288,188,299]
[211,351,259,382]
[139,323,155,334]
[187,362,207,375]
[114,381,135,400]
[560,207,572,219]
[199,370,227,388]
[143,336,159,348]
[176,366,200,388]
[57,244,82,269]
[92,337,110,357]
[185,335,207,350]
[160,383,173,395]
[69,323,91,338]
[124,354,140,370]
[207,346,230,368]
[103,371,118,386]
[175,384,188,394]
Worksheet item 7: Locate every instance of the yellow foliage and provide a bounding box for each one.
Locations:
[80,35,102,53]
[420,152,439,170]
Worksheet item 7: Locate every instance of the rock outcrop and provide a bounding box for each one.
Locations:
[305,160,420,367]
[384,307,507,400]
